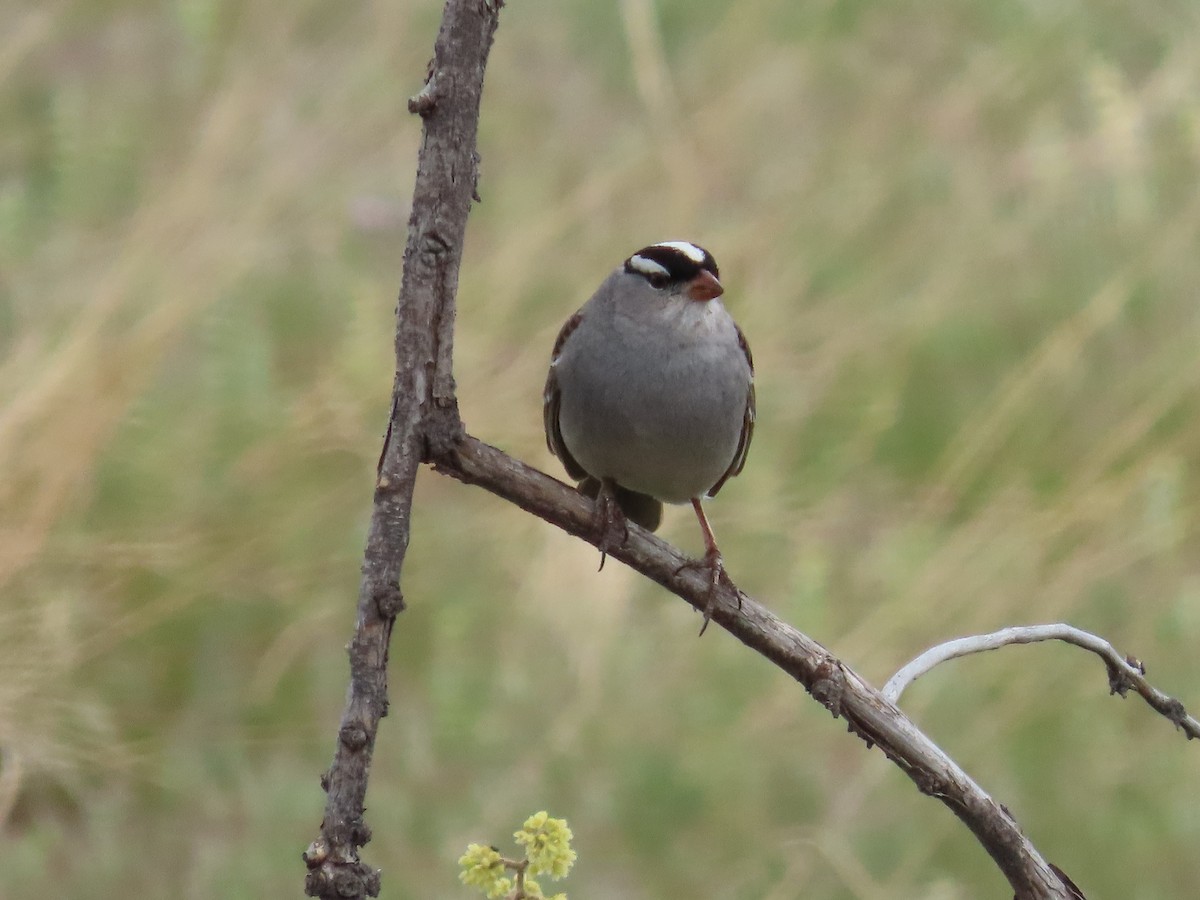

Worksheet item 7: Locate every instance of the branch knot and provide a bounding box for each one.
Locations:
[373,583,406,618]
[408,72,439,117]
[339,722,369,752]
[810,657,846,718]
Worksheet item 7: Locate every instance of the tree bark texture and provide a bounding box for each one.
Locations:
[302,2,496,897]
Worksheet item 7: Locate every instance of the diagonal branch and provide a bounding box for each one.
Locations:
[429,436,1079,899]
[882,624,1200,739]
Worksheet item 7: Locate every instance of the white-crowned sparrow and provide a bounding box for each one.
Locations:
[543,240,755,629]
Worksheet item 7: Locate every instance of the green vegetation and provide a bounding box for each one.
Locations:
[460,810,575,899]
[3,0,1199,897]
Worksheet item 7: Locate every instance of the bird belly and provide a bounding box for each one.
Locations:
[556,343,746,503]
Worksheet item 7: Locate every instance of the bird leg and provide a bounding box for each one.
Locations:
[675,498,740,635]
[593,477,629,571]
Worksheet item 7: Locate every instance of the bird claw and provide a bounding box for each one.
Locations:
[674,549,737,636]
[593,482,629,571]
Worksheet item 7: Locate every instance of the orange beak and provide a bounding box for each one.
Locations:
[686,269,724,301]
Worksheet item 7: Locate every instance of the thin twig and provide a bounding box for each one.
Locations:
[882,624,1200,739]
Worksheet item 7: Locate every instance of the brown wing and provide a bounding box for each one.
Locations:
[543,311,588,481]
[707,323,755,497]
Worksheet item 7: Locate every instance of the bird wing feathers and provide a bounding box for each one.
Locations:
[706,322,755,498]
[543,310,587,481]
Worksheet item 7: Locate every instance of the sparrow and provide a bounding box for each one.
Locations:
[543,240,755,631]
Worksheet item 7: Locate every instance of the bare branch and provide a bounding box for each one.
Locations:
[303,2,500,898]
[882,624,1200,739]
[429,435,1080,899]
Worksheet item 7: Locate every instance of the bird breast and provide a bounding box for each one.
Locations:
[554,293,750,504]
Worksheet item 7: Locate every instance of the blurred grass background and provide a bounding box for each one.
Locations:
[2,0,1199,896]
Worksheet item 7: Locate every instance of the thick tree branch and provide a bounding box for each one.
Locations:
[882,624,1200,739]
[303,2,498,897]
[429,436,1078,899]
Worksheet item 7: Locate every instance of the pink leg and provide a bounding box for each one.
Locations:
[691,498,723,572]
[683,498,736,635]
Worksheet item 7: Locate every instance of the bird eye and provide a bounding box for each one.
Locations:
[647,273,669,289]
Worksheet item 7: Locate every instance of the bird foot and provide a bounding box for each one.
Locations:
[674,548,741,636]
[593,481,629,571]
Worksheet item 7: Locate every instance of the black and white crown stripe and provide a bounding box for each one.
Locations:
[624,241,719,285]
[656,240,708,263]
[626,254,672,280]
